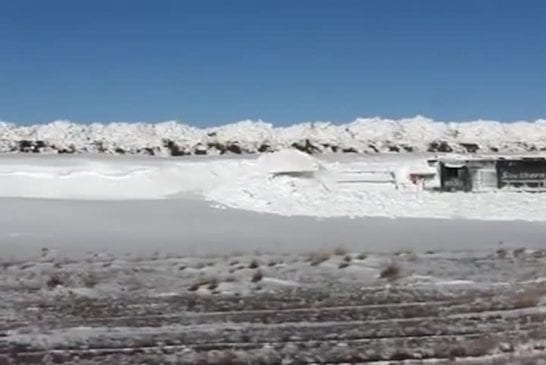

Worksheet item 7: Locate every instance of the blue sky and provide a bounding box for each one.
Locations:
[1,0,545,126]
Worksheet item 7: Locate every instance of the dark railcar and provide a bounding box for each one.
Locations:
[496,158,546,189]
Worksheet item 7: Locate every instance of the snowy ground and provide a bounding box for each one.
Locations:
[2,197,546,261]
[1,247,545,364]
[1,152,546,258]
[1,153,546,222]
[1,152,545,364]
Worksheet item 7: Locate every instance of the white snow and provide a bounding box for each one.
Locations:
[0,152,545,222]
[2,116,546,154]
[1,196,545,259]
[257,149,321,174]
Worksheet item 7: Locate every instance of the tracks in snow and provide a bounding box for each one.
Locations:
[0,250,545,364]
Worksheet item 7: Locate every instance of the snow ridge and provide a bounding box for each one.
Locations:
[1,116,546,155]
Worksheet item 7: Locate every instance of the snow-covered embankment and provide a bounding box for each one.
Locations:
[2,116,546,155]
[0,152,546,221]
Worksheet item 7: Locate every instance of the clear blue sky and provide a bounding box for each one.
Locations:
[1,0,545,126]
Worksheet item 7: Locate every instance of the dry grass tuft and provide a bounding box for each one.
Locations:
[251,270,263,283]
[333,247,347,256]
[248,259,259,269]
[40,247,49,258]
[224,275,236,283]
[512,287,545,309]
[396,250,419,262]
[532,249,546,258]
[188,277,218,292]
[389,351,412,361]
[207,278,219,291]
[82,272,99,288]
[46,273,63,289]
[471,335,498,356]
[496,248,508,259]
[187,282,201,292]
[308,252,331,266]
[513,247,526,258]
[380,262,401,281]
[214,350,239,365]
[448,346,467,361]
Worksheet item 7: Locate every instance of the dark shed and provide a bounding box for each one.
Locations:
[434,155,546,192]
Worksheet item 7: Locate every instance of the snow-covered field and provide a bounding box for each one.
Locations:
[1,152,546,222]
[2,245,545,364]
[0,151,545,260]
[1,146,545,364]
[1,150,545,363]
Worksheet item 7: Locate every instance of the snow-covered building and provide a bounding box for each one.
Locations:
[429,156,546,192]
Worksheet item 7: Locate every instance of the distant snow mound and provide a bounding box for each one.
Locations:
[1,116,546,155]
[258,149,321,174]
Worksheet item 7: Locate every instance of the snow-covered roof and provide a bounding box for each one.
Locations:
[431,154,546,164]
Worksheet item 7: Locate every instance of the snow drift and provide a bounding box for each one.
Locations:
[258,149,322,174]
[2,116,546,155]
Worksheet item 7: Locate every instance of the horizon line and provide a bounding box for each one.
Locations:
[2,115,546,128]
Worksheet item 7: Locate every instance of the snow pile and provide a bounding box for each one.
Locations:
[258,149,322,174]
[2,116,546,155]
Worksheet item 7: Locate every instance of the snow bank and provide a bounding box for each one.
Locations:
[2,116,546,155]
[0,156,223,200]
[2,154,546,222]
